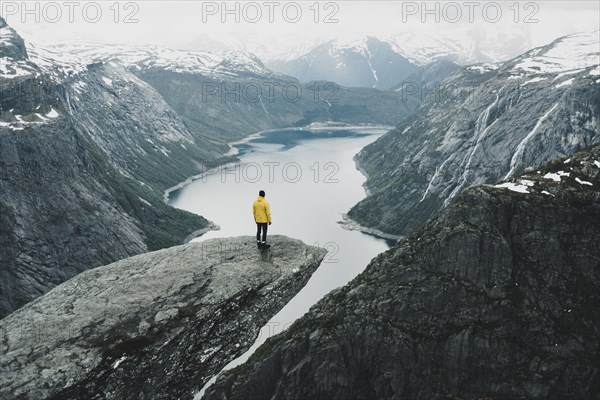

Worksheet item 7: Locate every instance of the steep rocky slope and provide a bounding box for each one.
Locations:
[349,31,600,236]
[203,145,600,400]
[0,235,327,400]
[0,18,211,318]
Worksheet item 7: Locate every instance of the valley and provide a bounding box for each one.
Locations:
[0,17,416,317]
[1,7,599,400]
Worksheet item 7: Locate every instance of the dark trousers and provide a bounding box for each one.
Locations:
[256,223,268,242]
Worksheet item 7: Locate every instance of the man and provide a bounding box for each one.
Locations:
[253,190,272,249]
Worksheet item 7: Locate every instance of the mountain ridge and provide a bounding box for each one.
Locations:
[1,17,215,318]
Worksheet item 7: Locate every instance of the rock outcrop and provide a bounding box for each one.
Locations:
[0,235,326,400]
[203,146,600,400]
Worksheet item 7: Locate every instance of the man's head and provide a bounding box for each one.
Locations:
[259,190,265,197]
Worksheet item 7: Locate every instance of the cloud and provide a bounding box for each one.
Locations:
[3,0,598,61]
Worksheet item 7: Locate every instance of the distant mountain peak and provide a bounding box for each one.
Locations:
[386,27,534,66]
[267,35,419,90]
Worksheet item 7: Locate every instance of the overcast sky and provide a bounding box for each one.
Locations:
[2,1,599,60]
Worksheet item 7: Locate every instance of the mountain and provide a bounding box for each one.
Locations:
[0,18,214,318]
[387,26,533,66]
[261,28,532,89]
[0,236,326,400]
[389,59,461,93]
[267,36,419,90]
[0,18,419,318]
[203,144,600,400]
[52,40,417,146]
[348,31,600,236]
[179,26,533,71]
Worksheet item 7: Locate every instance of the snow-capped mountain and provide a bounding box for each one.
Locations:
[0,19,36,78]
[1,33,284,85]
[510,31,600,77]
[349,31,600,236]
[179,25,533,69]
[44,41,282,80]
[264,28,535,90]
[174,32,332,66]
[267,36,419,90]
[386,26,533,66]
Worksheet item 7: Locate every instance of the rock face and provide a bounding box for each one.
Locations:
[203,146,600,400]
[349,31,600,236]
[0,235,326,400]
[0,17,210,318]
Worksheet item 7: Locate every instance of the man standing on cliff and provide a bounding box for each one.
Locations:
[253,190,272,249]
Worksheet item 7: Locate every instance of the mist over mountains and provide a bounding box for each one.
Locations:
[1,9,599,400]
[177,27,535,89]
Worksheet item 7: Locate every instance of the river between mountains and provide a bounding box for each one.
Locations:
[166,125,394,395]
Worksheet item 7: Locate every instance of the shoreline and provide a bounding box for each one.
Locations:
[182,222,221,243]
[226,122,394,157]
[163,160,242,204]
[341,146,401,243]
[163,122,394,242]
[353,153,372,197]
[337,213,402,243]
[163,122,393,203]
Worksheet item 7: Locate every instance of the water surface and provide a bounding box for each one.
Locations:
[168,126,393,394]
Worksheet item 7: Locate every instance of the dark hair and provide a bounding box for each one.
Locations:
[259,190,265,197]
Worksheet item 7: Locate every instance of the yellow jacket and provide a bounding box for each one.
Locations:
[253,196,271,223]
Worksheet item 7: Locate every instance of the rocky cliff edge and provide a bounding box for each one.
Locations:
[0,235,326,400]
